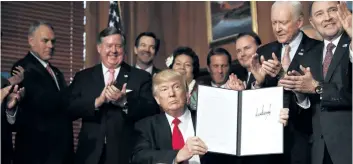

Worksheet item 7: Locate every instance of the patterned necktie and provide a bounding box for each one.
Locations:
[172,118,185,150]
[46,65,60,90]
[323,43,336,78]
[46,65,55,79]
[282,44,291,72]
[106,69,115,85]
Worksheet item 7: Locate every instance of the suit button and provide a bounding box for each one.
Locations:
[320,134,324,139]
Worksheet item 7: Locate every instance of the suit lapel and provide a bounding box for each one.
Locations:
[152,66,159,76]
[246,74,255,90]
[325,33,350,82]
[114,62,130,90]
[190,109,197,131]
[92,64,106,91]
[157,114,173,149]
[49,64,67,89]
[26,53,61,90]
[309,43,324,82]
[288,36,306,72]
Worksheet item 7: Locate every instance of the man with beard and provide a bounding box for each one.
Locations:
[134,32,161,75]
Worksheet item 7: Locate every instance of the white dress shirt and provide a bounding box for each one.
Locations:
[136,64,153,75]
[243,72,252,87]
[211,82,227,89]
[102,63,120,85]
[323,34,342,62]
[281,31,303,61]
[165,109,200,164]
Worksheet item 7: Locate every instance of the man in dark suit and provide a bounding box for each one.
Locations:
[132,70,290,164]
[134,32,161,75]
[197,48,232,88]
[67,27,159,164]
[131,69,208,164]
[249,2,322,164]
[279,2,352,164]
[233,32,263,90]
[11,20,74,164]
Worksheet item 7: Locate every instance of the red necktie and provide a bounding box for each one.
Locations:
[323,43,335,78]
[172,118,184,150]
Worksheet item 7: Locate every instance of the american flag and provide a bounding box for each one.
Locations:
[108,1,123,32]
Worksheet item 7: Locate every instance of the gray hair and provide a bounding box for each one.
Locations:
[272,1,304,21]
[28,20,54,37]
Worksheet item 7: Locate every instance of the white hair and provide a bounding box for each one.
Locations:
[272,1,304,20]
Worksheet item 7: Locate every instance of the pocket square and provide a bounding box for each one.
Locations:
[126,89,133,93]
[342,44,348,47]
[298,52,304,55]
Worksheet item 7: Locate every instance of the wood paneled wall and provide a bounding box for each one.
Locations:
[85,1,312,68]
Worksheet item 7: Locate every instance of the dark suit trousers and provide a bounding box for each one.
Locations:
[98,144,106,164]
[323,144,333,164]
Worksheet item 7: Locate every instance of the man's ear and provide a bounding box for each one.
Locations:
[134,46,138,55]
[97,44,102,54]
[297,16,304,29]
[28,36,34,47]
[154,95,160,105]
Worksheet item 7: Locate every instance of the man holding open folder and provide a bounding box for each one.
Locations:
[132,69,290,164]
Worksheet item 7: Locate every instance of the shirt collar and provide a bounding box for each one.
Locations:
[188,79,196,94]
[283,31,303,48]
[165,107,190,126]
[30,51,48,68]
[136,64,153,74]
[101,63,121,74]
[211,82,227,88]
[324,34,342,48]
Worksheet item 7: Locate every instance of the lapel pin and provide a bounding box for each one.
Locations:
[300,49,304,51]
[124,75,128,78]
[298,52,304,55]
[342,44,348,47]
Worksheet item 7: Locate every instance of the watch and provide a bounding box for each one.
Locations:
[315,83,323,94]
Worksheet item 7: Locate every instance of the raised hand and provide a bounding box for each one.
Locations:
[105,83,127,103]
[1,85,13,104]
[262,53,282,77]
[226,73,245,91]
[8,66,25,85]
[279,65,317,93]
[95,85,108,108]
[6,85,25,109]
[249,53,266,86]
[337,1,352,38]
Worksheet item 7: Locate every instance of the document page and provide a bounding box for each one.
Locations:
[239,87,283,156]
[196,85,239,155]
